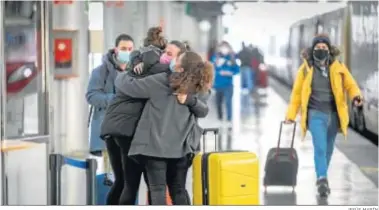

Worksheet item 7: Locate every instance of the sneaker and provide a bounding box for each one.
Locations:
[316,177,330,197]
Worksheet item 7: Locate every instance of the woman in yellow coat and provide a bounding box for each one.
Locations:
[285,34,363,197]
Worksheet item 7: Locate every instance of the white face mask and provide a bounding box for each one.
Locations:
[220,47,229,55]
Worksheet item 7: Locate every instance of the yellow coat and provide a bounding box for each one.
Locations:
[285,59,362,138]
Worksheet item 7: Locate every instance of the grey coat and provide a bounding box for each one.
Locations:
[114,72,209,158]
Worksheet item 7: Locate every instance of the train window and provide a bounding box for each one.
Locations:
[3,1,48,139]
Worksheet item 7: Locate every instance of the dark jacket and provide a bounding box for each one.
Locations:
[86,49,121,152]
[237,48,253,67]
[130,45,169,75]
[115,72,209,158]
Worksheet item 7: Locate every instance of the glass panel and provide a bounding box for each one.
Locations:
[4,1,47,139]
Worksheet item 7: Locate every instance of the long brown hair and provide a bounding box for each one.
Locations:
[170,51,214,94]
[143,26,167,49]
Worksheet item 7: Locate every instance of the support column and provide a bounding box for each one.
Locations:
[0,0,5,206]
[52,1,89,204]
[199,27,210,60]
[216,15,224,43]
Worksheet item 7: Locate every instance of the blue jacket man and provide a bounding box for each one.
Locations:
[211,41,239,122]
[86,34,134,153]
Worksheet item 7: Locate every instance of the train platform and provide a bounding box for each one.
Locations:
[2,79,377,205]
[133,78,378,205]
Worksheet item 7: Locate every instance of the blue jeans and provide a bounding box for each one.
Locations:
[240,66,254,91]
[307,109,339,179]
[215,86,233,121]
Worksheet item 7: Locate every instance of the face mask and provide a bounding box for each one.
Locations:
[313,49,329,61]
[117,50,130,64]
[169,59,176,72]
[160,53,172,64]
[220,47,229,55]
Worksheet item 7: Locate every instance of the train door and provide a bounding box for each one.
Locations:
[0,1,51,205]
[0,2,5,205]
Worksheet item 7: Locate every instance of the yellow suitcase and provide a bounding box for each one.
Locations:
[192,128,260,205]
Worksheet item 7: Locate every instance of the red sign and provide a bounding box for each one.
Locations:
[54,0,73,5]
[54,39,72,68]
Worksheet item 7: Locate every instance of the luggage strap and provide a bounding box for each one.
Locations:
[276,121,296,160]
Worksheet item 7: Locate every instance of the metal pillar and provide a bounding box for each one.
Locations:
[52,1,89,204]
[52,0,89,155]
[0,0,6,205]
[216,15,224,43]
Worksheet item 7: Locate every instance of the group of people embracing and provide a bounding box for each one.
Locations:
[86,26,214,205]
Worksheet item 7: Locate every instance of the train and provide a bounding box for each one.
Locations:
[269,1,378,137]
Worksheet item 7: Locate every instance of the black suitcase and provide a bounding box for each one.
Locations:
[263,121,298,192]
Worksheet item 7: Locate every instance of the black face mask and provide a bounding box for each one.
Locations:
[313,49,329,61]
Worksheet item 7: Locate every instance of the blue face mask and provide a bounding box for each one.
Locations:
[117,50,130,64]
[169,59,176,72]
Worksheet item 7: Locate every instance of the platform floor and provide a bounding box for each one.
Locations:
[136,79,378,205]
[3,78,377,205]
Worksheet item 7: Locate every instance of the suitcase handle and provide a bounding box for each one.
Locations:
[202,128,219,152]
[202,128,219,135]
[276,121,296,159]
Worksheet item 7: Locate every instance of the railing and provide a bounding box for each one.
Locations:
[49,154,97,205]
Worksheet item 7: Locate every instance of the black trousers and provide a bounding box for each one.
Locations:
[105,136,149,205]
[139,155,193,205]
